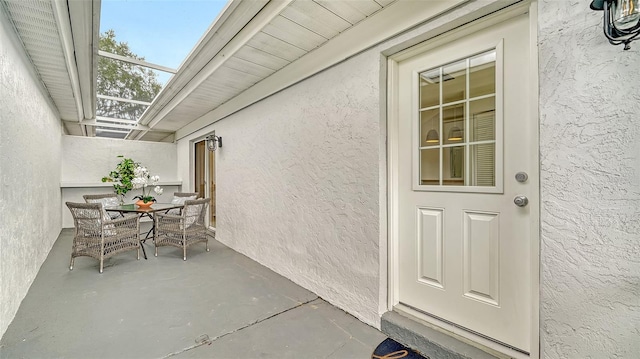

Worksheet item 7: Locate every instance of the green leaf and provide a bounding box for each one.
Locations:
[103,156,139,196]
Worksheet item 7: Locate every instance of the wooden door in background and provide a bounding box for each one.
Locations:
[194,140,216,228]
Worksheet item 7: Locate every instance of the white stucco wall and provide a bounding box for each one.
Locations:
[178,51,383,327]
[174,0,523,331]
[174,1,640,356]
[0,6,63,338]
[61,135,179,183]
[61,136,180,227]
[538,1,640,358]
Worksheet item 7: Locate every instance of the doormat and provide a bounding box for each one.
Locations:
[372,338,429,359]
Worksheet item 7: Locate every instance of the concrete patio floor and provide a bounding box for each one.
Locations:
[0,226,387,358]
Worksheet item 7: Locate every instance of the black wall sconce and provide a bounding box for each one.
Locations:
[591,0,640,50]
[206,131,222,152]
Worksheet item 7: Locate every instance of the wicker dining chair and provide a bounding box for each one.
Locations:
[66,202,140,273]
[83,193,119,202]
[83,193,133,219]
[165,192,199,215]
[154,198,210,260]
[173,192,199,199]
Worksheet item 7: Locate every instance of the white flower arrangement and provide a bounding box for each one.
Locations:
[131,166,163,203]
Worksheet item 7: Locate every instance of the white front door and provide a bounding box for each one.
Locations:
[393,13,535,353]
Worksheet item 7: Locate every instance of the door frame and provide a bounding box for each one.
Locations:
[190,133,217,230]
[386,2,540,358]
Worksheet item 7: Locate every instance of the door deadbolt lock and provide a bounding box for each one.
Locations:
[514,195,529,207]
[515,172,528,183]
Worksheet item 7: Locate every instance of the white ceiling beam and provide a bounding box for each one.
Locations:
[98,50,177,74]
[51,0,84,123]
[81,120,149,131]
[97,94,152,106]
[96,128,129,134]
[133,0,291,140]
[96,116,138,124]
[67,0,99,120]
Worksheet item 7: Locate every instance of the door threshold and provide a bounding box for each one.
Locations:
[382,306,529,359]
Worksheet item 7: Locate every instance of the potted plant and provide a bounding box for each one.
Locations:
[131,166,163,207]
[101,156,139,204]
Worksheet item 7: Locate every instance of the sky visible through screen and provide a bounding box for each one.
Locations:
[100,0,227,85]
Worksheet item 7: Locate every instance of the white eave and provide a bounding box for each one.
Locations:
[133,0,393,141]
[0,0,98,137]
[2,0,470,143]
[130,0,471,142]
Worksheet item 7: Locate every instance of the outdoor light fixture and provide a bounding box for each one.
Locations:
[591,0,640,50]
[206,131,222,152]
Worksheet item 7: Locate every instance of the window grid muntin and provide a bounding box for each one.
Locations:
[418,49,497,188]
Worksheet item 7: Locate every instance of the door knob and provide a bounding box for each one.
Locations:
[514,195,529,207]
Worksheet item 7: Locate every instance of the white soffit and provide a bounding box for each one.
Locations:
[1,0,98,138]
[127,0,270,140]
[132,0,403,141]
[0,0,78,121]
[63,120,84,136]
[0,0,470,143]
[174,0,468,141]
[135,0,471,142]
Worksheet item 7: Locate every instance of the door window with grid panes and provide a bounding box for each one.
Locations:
[417,49,501,192]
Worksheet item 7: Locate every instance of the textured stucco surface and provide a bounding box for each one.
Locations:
[60,136,180,227]
[61,135,178,183]
[178,51,383,327]
[174,0,525,331]
[229,52,380,327]
[0,5,63,338]
[174,1,640,356]
[538,1,640,358]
